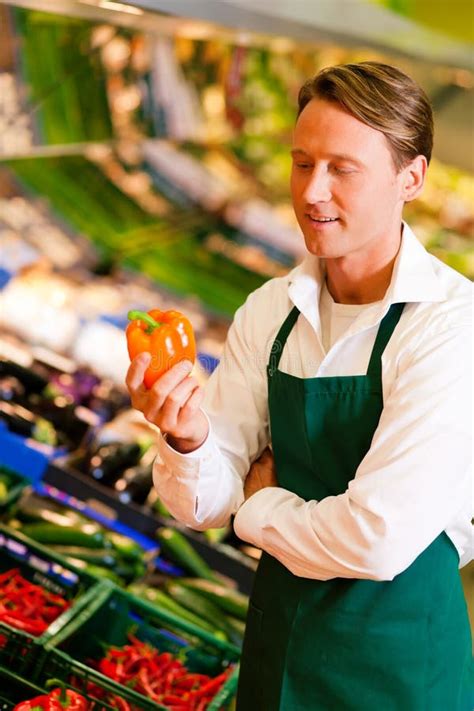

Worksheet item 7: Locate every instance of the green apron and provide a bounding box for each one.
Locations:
[237,303,473,710]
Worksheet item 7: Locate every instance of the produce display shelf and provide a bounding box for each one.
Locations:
[0,525,105,677]
[38,583,240,710]
[45,461,256,594]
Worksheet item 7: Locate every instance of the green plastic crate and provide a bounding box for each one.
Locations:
[39,584,240,710]
[0,524,104,676]
[0,665,47,710]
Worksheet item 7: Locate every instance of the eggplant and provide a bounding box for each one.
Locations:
[87,442,142,485]
[0,360,48,394]
[114,462,154,505]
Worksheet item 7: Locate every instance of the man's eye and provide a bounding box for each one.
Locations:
[295,163,312,169]
[333,167,354,175]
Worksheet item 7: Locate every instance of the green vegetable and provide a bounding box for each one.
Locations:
[83,564,123,585]
[153,497,172,519]
[47,546,120,569]
[128,583,217,635]
[179,578,249,620]
[165,581,234,639]
[156,527,219,582]
[15,490,87,527]
[21,522,106,548]
[204,526,231,545]
[105,532,144,561]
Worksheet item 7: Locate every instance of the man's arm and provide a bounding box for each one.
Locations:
[234,322,472,580]
[152,290,272,529]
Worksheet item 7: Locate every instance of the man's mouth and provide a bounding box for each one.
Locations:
[307,215,339,223]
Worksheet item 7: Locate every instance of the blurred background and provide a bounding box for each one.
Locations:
[0,1,472,694]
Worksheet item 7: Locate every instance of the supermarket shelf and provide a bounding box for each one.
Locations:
[1,0,473,70]
[0,141,114,161]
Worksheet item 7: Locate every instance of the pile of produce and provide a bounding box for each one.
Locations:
[0,568,70,637]
[5,156,266,315]
[8,489,149,586]
[13,8,112,144]
[88,635,232,710]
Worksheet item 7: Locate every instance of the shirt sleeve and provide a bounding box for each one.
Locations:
[153,290,272,530]
[234,320,473,581]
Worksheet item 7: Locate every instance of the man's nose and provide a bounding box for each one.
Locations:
[303,168,331,204]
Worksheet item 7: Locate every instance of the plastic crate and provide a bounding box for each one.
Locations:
[0,525,104,676]
[39,584,240,710]
[0,665,47,710]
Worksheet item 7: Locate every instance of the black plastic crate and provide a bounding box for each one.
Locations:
[0,525,104,676]
[0,666,48,710]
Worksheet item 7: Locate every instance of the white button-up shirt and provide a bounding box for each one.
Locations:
[153,222,473,581]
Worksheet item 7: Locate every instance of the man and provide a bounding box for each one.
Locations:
[126,62,473,710]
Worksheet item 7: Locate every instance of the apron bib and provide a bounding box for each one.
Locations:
[237,303,473,710]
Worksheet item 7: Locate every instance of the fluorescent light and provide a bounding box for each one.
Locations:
[80,0,144,16]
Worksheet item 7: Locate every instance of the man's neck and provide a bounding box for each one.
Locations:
[325,229,403,305]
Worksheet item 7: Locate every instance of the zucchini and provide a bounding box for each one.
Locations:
[204,526,230,545]
[165,581,234,639]
[61,556,123,585]
[128,583,216,635]
[15,491,87,527]
[21,522,106,548]
[179,578,249,620]
[47,546,120,569]
[53,547,143,582]
[156,527,219,582]
[105,532,143,561]
[83,565,123,585]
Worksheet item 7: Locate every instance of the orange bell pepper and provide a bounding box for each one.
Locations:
[126,309,196,389]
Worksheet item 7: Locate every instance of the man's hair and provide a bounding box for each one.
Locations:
[297,61,433,172]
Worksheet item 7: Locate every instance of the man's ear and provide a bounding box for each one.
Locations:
[401,155,427,203]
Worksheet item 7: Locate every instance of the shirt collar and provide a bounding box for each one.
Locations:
[287,221,447,337]
[288,221,446,304]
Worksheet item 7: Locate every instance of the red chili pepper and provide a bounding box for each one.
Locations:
[137,667,160,701]
[189,672,228,701]
[108,696,131,711]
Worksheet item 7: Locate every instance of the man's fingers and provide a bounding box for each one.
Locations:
[147,360,194,412]
[126,352,151,393]
[179,385,204,421]
[146,375,198,429]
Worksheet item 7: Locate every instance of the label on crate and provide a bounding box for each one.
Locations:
[0,533,79,592]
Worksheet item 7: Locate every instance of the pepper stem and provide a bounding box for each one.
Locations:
[45,679,68,706]
[128,310,162,331]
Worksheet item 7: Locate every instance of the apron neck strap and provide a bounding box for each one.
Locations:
[268,305,300,375]
[366,302,405,378]
[267,302,405,378]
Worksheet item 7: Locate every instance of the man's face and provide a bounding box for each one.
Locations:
[290,98,406,262]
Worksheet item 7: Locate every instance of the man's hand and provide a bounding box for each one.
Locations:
[125,353,209,453]
[244,447,278,501]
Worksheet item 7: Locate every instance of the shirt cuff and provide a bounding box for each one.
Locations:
[234,486,293,549]
[156,410,215,477]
